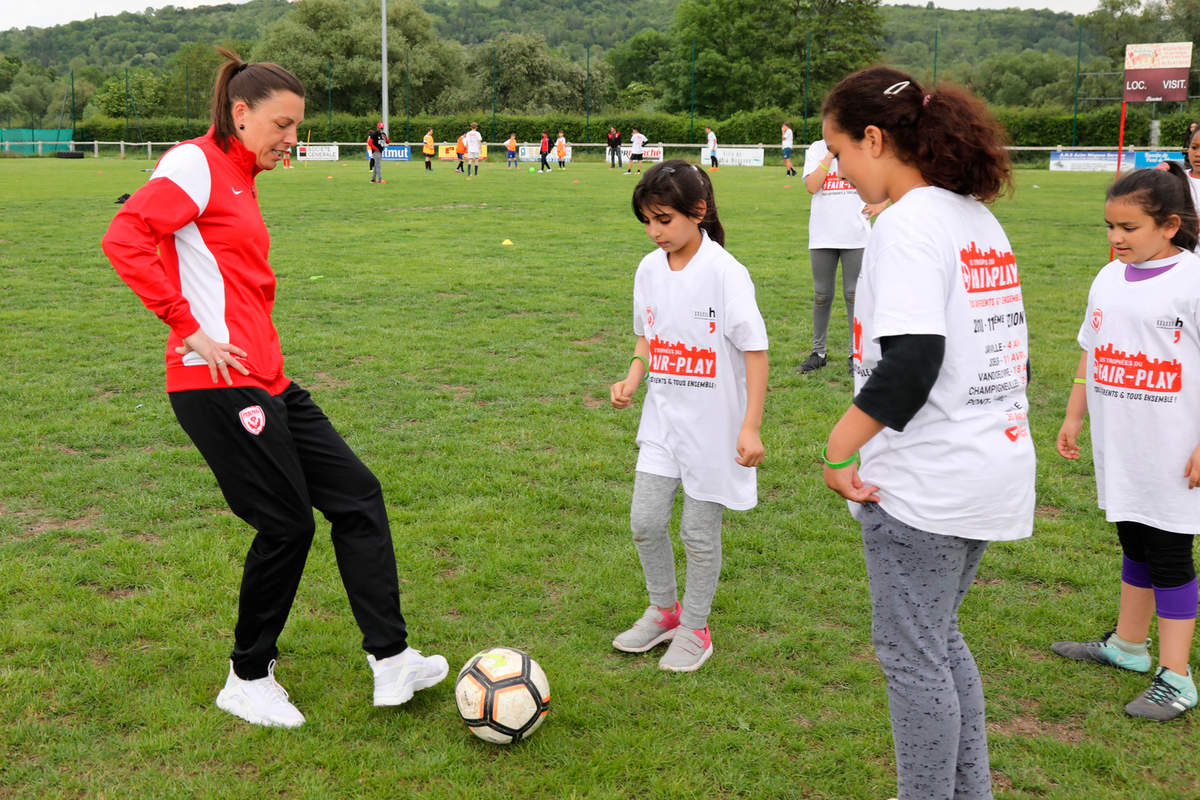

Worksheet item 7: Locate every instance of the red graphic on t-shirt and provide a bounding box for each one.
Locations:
[959,243,1019,293]
[649,336,716,377]
[852,316,863,362]
[1093,343,1182,392]
[1091,307,1103,332]
[821,171,855,192]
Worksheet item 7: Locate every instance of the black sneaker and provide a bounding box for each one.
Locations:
[797,352,827,374]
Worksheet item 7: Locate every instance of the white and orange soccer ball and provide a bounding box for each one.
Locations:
[454,647,549,744]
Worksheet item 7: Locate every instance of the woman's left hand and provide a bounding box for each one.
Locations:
[823,462,879,503]
[176,329,249,386]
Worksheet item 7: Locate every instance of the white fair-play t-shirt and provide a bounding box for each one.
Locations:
[1188,173,1200,238]
[706,131,717,151]
[782,128,793,149]
[630,132,647,155]
[803,139,870,250]
[852,186,1035,541]
[464,129,482,156]
[632,232,769,510]
[1077,250,1200,534]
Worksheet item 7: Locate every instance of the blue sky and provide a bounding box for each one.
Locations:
[7,0,1102,33]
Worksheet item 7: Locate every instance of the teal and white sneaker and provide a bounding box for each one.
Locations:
[1050,629,1151,673]
[1125,666,1198,721]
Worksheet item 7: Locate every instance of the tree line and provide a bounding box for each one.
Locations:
[5,0,1200,139]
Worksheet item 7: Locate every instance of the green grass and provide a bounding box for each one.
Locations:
[0,156,1192,799]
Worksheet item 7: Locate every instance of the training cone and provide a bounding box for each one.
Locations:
[572,179,579,183]
[501,239,514,246]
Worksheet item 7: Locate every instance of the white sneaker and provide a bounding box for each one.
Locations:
[368,647,449,706]
[215,659,305,728]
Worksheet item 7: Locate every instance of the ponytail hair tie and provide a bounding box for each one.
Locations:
[235,62,250,74]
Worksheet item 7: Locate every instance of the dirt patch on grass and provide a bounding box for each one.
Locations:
[0,504,103,540]
[582,395,606,408]
[989,710,1084,744]
[569,333,606,344]
[436,384,473,401]
[1036,504,1063,518]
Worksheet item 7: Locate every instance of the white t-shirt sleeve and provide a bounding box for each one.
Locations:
[632,266,647,337]
[723,265,769,351]
[866,233,949,339]
[802,139,827,180]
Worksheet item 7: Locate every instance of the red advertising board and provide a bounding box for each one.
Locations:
[1124,42,1192,102]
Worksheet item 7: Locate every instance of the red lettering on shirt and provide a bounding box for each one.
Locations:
[649,336,717,378]
[960,243,1019,293]
[1093,343,1182,392]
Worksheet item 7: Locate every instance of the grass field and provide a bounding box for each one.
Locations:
[0,155,1194,799]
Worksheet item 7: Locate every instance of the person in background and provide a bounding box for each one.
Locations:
[422,127,435,172]
[608,126,623,170]
[367,121,388,184]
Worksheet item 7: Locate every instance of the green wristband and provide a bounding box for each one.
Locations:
[1073,377,1086,384]
[630,355,649,373]
[822,445,858,469]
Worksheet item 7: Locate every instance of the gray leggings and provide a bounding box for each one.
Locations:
[630,471,724,631]
[371,153,383,182]
[860,504,992,800]
[810,247,862,356]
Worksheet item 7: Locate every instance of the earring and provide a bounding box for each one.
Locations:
[238,123,245,130]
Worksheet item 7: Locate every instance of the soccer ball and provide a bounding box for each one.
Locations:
[454,647,550,744]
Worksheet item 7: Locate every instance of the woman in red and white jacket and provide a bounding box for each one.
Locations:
[101,49,447,730]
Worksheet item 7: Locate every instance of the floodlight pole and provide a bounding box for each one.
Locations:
[586,44,591,143]
[381,0,389,135]
[1072,24,1082,146]
[689,38,696,143]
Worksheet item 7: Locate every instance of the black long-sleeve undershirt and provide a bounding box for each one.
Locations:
[853,334,946,432]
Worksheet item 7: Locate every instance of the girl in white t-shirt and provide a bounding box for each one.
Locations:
[1054,162,1200,721]
[1184,128,1200,223]
[797,137,872,375]
[781,122,795,176]
[820,67,1034,800]
[609,159,769,672]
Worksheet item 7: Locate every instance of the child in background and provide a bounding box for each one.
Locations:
[1054,161,1200,721]
[781,122,794,177]
[464,122,482,178]
[820,67,1034,799]
[610,159,768,672]
[422,128,435,172]
[539,130,550,173]
[705,126,718,170]
[797,136,871,375]
[505,133,518,168]
[555,130,568,169]
[1184,127,1200,217]
[625,127,647,175]
[454,133,466,173]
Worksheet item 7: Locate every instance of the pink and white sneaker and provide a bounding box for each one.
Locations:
[659,625,713,672]
[612,601,681,653]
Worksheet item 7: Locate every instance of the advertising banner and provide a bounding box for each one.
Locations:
[1124,42,1192,102]
[297,144,339,161]
[1048,151,1135,172]
[1135,151,1186,168]
[379,144,410,161]
[700,147,765,167]
[619,145,664,163]
[439,144,489,160]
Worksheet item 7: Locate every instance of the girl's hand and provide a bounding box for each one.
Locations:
[735,427,763,467]
[862,201,889,218]
[823,462,880,503]
[1056,417,1083,460]
[610,378,638,409]
[176,329,249,386]
[1185,444,1200,489]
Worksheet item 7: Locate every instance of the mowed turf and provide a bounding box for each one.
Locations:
[0,155,1191,799]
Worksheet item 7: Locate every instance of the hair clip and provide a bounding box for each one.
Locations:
[662,166,676,174]
[883,80,911,96]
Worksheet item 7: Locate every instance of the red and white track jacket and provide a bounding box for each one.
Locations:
[102,129,291,395]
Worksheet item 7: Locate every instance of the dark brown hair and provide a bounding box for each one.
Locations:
[210,47,305,152]
[632,159,725,246]
[822,66,1012,203]
[1108,160,1200,252]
